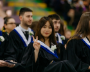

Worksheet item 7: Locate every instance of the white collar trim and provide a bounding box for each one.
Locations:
[82,37,90,46]
[37,40,55,53]
[15,26,32,46]
[55,33,62,43]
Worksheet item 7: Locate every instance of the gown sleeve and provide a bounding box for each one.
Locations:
[66,39,89,72]
[21,42,58,72]
[59,43,67,60]
[4,31,25,62]
[0,33,8,60]
[21,42,78,72]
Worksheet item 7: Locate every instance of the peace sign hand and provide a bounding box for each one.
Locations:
[33,36,40,51]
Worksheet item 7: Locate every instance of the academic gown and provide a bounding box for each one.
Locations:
[0,31,12,72]
[1,30,26,72]
[63,38,69,44]
[4,30,27,62]
[3,26,33,72]
[55,33,65,45]
[66,38,90,72]
[21,41,77,72]
[4,26,33,63]
[0,32,9,60]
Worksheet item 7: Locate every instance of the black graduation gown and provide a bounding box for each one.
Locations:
[0,32,12,72]
[0,32,9,60]
[4,30,27,63]
[21,42,77,72]
[3,30,30,72]
[63,38,69,44]
[66,39,90,72]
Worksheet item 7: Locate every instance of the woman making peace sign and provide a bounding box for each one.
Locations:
[21,17,77,72]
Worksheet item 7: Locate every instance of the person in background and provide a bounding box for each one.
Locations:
[0,17,16,72]
[64,30,71,44]
[4,7,33,71]
[66,12,90,72]
[48,14,65,45]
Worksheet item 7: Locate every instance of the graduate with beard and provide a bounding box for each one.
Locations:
[0,17,16,71]
[21,17,77,72]
[4,7,33,69]
[66,12,90,72]
[48,14,65,45]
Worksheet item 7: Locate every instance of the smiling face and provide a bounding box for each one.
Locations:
[35,17,56,45]
[41,21,52,38]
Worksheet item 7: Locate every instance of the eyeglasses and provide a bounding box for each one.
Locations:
[7,23,16,24]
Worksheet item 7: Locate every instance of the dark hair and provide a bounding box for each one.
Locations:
[30,21,38,32]
[19,7,33,16]
[59,20,65,35]
[75,12,90,37]
[3,17,15,30]
[4,17,12,24]
[48,14,60,20]
[35,16,57,45]
[35,16,61,54]
[67,12,90,46]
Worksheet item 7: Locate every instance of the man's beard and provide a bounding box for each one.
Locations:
[55,29,59,33]
[54,27,60,33]
[24,23,30,27]
[22,20,31,27]
[55,31,58,33]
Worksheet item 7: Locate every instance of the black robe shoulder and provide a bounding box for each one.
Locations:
[66,39,90,72]
[21,42,77,72]
[0,32,9,60]
[4,30,27,63]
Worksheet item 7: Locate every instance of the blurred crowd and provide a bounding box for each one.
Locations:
[0,0,20,30]
[44,0,90,28]
[0,0,72,40]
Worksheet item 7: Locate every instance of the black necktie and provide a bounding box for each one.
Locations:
[24,31,29,40]
[56,37,58,41]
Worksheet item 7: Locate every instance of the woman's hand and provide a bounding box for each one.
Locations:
[33,36,40,62]
[33,36,40,51]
